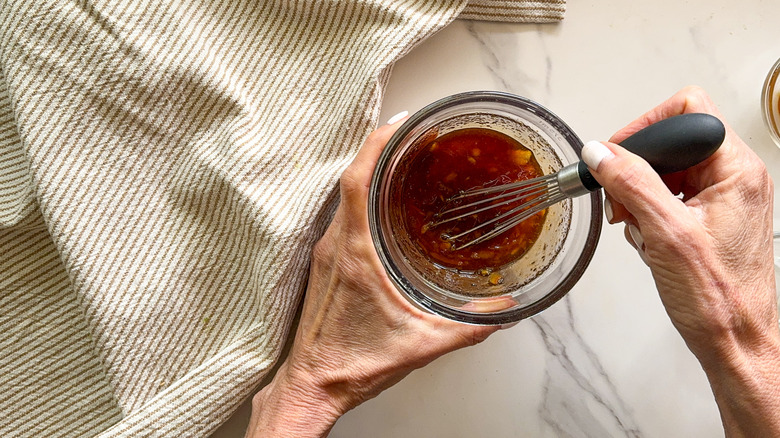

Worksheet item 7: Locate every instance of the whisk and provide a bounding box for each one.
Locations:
[429,113,726,250]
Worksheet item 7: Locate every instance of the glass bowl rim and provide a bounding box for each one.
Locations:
[761,57,780,147]
[368,90,602,325]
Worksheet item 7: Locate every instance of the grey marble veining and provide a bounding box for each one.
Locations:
[213,0,780,436]
[463,20,556,100]
[532,299,641,437]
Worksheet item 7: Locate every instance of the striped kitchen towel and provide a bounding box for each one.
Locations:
[0,0,564,437]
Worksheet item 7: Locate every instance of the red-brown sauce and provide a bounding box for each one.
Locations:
[401,128,546,271]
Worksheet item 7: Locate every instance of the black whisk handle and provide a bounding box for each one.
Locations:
[619,113,725,174]
[577,161,602,192]
[578,113,725,191]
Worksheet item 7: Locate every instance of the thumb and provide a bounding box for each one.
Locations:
[580,140,689,231]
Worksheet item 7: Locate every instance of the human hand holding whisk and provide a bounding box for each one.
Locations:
[431,86,780,436]
[584,86,780,437]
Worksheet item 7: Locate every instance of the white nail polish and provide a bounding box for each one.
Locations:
[386,110,408,125]
[581,140,615,170]
[604,197,614,222]
[628,224,644,250]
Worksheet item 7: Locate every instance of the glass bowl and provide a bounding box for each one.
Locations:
[762,58,780,147]
[368,91,602,325]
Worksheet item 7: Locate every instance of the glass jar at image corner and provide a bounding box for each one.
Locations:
[762,58,780,147]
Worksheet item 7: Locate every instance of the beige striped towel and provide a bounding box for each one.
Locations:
[0,0,564,436]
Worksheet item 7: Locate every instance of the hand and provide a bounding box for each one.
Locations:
[582,86,780,436]
[245,119,498,438]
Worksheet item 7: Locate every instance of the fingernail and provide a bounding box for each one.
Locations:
[386,110,408,125]
[604,197,614,223]
[500,321,519,329]
[628,224,644,250]
[582,141,615,171]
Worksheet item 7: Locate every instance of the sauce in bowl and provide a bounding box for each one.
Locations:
[400,127,546,272]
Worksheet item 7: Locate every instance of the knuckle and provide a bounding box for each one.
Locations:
[365,127,384,143]
[358,129,384,154]
[311,239,332,266]
[339,168,361,196]
[739,160,772,199]
[681,85,711,104]
[461,328,491,347]
[682,84,708,98]
[472,328,492,345]
[682,85,710,101]
[609,159,647,195]
[368,124,394,143]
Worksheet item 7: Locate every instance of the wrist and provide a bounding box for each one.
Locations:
[698,328,780,436]
[246,361,343,438]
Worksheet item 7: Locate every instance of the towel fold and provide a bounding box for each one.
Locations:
[464,0,566,22]
[0,0,564,436]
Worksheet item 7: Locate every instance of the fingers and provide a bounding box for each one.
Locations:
[623,222,650,266]
[339,114,408,212]
[603,195,632,224]
[581,140,690,234]
[605,195,646,260]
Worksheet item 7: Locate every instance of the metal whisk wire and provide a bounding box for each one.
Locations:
[427,163,589,250]
[428,174,565,250]
[432,175,554,222]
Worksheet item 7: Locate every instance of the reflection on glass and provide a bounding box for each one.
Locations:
[762,59,780,147]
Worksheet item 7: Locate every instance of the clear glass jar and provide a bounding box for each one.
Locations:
[368,91,602,325]
[762,58,780,147]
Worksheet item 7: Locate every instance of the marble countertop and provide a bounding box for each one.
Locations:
[214,0,780,436]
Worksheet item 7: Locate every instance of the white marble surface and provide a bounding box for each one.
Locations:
[213,0,780,436]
